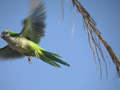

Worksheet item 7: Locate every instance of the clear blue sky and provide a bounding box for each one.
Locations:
[0,0,120,90]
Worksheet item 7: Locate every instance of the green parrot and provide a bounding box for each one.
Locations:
[0,2,70,67]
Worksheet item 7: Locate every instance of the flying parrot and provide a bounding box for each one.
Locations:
[0,2,70,67]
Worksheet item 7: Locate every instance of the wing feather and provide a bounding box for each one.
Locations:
[20,2,46,44]
[0,46,24,60]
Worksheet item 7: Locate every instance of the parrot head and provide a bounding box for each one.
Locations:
[1,30,19,40]
[1,30,11,40]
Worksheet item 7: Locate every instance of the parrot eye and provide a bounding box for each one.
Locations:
[4,32,8,34]
[2,32,8,36]
[2,30,9,35]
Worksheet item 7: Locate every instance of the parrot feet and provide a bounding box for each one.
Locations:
[28,56,32,63]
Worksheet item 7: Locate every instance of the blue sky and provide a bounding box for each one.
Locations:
[0,0,120,90]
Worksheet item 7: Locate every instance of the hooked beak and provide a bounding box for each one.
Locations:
[1,34,4,39]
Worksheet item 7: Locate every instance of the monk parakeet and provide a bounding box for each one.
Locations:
[0,2,70,67]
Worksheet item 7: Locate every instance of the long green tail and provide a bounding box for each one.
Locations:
[39,50,70,67]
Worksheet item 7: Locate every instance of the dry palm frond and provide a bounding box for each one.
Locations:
[72,0,120,77]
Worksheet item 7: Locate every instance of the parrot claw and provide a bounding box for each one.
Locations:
[28,56,32,63]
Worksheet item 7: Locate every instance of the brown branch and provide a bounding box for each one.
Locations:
[72,0,120,77]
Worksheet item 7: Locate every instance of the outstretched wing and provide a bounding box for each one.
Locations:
[20,2,46,44]
[0,46,24,60]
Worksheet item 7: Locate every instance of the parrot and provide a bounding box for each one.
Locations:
[0,2,70,67]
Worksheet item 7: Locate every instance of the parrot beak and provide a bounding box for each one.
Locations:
[1,34,4,39]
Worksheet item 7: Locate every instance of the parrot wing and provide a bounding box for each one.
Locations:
[0,46,24,59]
[20,2,46,44]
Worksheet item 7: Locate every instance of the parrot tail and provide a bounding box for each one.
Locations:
[38,50,70,67]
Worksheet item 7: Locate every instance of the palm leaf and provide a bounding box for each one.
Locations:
[72,0,120,77]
